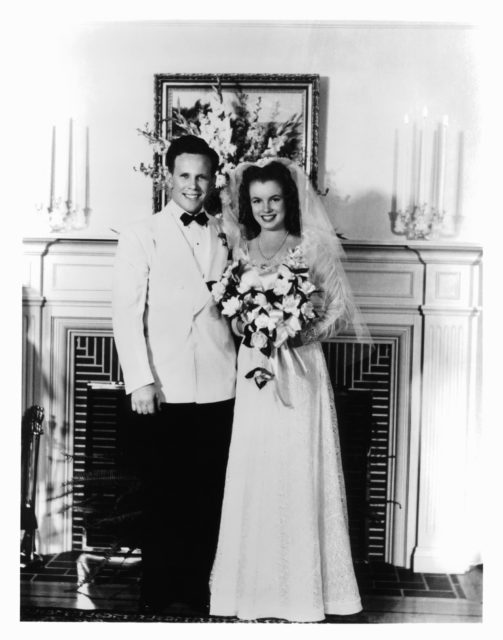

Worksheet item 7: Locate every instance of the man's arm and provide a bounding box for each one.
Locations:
[112,226,157,412]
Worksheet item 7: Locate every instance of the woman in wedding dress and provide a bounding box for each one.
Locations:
[209,160,368,622]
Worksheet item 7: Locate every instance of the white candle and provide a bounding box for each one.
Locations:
[49,126,56,209]
[455,130,464,222]
[429,128,438,209]
[416,127,424,205]
[85,126,90,211]
[437,115,448,213]
[67,118,73,205]
[400,115,410,212]
[410,122,418,208]
[392,128,399,212]
[417,106,428,205]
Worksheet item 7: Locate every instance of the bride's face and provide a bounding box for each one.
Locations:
[249,180,287,233]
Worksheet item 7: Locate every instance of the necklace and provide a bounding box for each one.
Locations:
[257,232,289,263]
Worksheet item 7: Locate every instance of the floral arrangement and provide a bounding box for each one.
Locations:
[208,247,318,387]
[135,79,303,195]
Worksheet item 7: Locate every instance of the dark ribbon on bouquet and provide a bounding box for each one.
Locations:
[245,347,308,408]
[245,367,275,390]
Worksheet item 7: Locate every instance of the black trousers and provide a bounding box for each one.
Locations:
[123,398,234,606]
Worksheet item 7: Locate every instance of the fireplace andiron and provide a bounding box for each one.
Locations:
[20,405,45,568]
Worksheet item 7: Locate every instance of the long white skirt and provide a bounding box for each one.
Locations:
[210,341,362,622]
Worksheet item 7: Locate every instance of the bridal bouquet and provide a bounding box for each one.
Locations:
[209,249,319,364]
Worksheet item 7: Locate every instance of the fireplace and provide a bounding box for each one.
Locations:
[22,237,482,572]
[68,334,392,562]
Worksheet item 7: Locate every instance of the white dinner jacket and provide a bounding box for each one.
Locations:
[112,201,237,403]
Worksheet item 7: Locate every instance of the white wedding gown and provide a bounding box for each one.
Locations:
[210,251,362,622]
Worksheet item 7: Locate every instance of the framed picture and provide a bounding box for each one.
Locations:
[153,73,320,212]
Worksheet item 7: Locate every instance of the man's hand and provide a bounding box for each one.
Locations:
[131,383,159,415]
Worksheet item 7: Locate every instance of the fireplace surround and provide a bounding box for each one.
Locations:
[22,237,482,572]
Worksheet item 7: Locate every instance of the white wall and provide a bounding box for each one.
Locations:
[26,21,481,241]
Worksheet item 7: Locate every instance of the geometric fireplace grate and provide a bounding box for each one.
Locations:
[71,334,124,551]
[71,334,395,562]
[324,341,395,562]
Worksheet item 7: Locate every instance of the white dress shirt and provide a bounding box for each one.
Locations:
[172,201,212,279]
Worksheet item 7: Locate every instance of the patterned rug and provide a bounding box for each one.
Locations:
[19,606,367,623]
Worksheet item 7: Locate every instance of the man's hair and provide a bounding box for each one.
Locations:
[165,135,220,175]
[238,161,302,240]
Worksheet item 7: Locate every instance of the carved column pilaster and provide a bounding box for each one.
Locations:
[22,240,52,412]
[412,246,482,572]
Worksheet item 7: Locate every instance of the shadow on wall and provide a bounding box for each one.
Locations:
[325,189,395,241]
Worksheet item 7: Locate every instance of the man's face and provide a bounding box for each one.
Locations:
[167,153,214,214]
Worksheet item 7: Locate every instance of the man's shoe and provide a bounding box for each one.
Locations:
[187,599,210,616]
[164,600,209,617]
[138,598,165,615]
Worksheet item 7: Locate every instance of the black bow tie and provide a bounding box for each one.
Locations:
[181,211,208,227]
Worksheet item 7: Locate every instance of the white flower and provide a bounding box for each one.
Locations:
[278,294,302,316]
[152,141,168,155]
[243,307,260,324]
[277,264,294,279]
[299,279,316,296]
[253,291,269,308]
[273,314,301,346]
[215,173,227,189]
[255,312,280,332]
[221,296,242,317]
[301,301,316,319]
[211,281,226,302]
[237,279,252,294]
[273,277,293,296]
[250,331,269,350]
[285,247,305,269]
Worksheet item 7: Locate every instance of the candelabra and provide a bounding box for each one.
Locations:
[389,109,463,241]
[42,198,90,232]
[389,203,447,240]
[38,119,91,233]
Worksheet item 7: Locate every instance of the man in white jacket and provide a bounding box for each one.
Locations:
[112,135,236,614]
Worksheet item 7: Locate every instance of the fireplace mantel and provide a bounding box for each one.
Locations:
[22,237,482,573]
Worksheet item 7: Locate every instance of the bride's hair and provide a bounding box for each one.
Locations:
[238,161,301,240]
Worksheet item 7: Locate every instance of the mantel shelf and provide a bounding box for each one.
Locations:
[22,235,483,252]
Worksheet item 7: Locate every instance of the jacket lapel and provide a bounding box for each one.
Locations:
[206,215,230,282]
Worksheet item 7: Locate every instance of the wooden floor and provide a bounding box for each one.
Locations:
[20,564,482,623]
